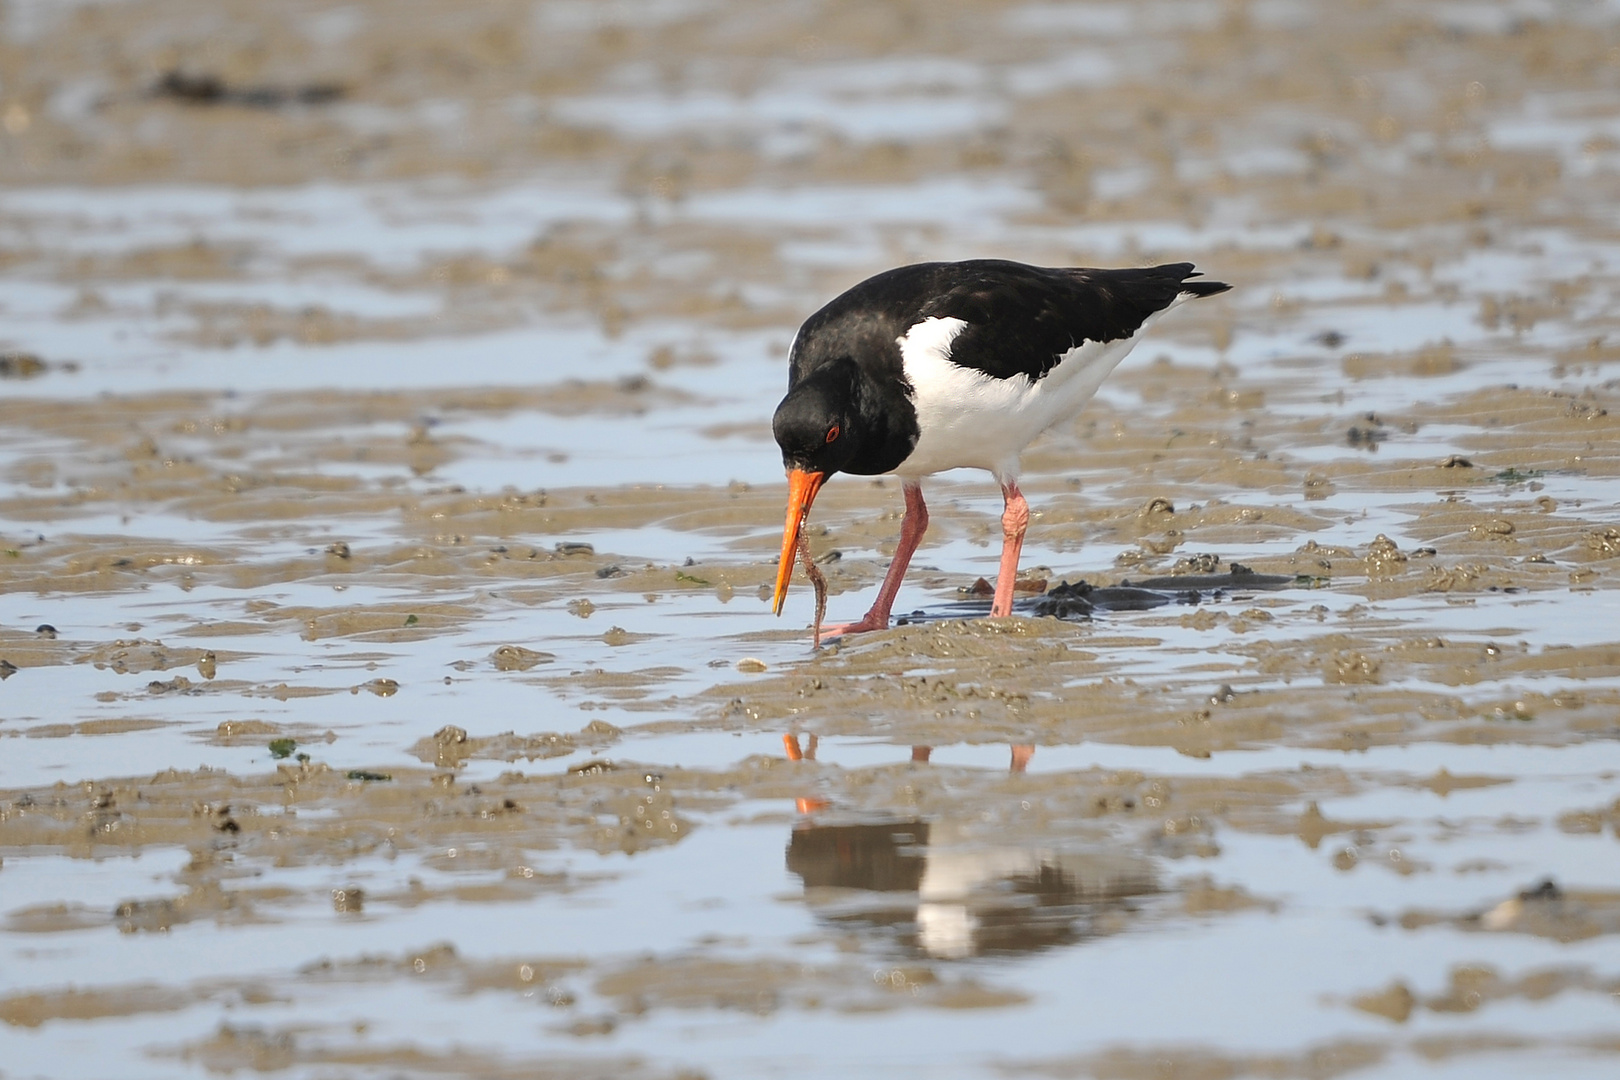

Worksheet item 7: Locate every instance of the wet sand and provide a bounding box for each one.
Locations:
[3,1,1620,1077]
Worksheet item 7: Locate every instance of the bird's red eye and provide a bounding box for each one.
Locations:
[825,425,839,443]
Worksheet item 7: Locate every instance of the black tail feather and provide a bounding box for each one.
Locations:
[1168,264,1231,298]
[1180,278,1232,298]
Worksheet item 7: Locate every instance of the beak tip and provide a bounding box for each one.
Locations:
[774,467,825,623]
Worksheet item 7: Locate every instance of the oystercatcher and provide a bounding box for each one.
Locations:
[771,259,1229,638]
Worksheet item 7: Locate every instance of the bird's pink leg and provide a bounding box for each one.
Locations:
[990,479,1029,618]
[822,482,928,638]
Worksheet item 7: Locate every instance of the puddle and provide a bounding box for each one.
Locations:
[5,0,1620,1077]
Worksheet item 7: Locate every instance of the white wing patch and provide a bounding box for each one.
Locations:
[894,300,1183,480]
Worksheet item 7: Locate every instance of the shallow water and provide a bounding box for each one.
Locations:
[4,1,1620,1077]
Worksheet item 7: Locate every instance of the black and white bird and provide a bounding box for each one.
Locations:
[771,259,1230,639]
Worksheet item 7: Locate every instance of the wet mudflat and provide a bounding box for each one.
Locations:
[4,1,1620,1077]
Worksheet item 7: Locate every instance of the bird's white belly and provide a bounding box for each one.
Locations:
[893,312,1168,480]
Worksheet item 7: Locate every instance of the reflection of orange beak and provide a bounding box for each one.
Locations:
[772,468,825,616]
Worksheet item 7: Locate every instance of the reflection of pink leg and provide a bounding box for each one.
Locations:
[910,745,933,763]
[783,734,828,812]
[1010,744,1034,773]
[990,479,1029,618]
[823,482,929,639]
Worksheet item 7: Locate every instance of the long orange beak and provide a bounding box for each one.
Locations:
[772,468,825,615]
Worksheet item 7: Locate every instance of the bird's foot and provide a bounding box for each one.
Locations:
[818,612,891,641]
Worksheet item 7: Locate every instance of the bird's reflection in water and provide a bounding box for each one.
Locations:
[782,734,1157,959]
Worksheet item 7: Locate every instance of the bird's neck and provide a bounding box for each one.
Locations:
[844,361,919,476]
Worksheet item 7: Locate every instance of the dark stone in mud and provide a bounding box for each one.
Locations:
[0,351,47,379]
[1519,878,1563,902]
[1397,876,1620,943]
[555,542,595,557]
[154,71,345,108]
[1347,414,1390,449]
[959,577,995,598]
[34,625,56,638]
[904,567,1297,622]
[1125,565,1292,592]
[1030,580,1096,617]
[1034,581,1174,617]
[0,659,16,680]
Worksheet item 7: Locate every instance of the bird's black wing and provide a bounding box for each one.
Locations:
[916,260,1229,382]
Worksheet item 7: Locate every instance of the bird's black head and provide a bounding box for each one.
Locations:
[769,350,917,617]
[772,360,862,477]
[770,358,867,617]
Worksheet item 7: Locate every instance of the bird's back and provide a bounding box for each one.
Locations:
[787,260,1229,479]
[790,260,1227,389]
